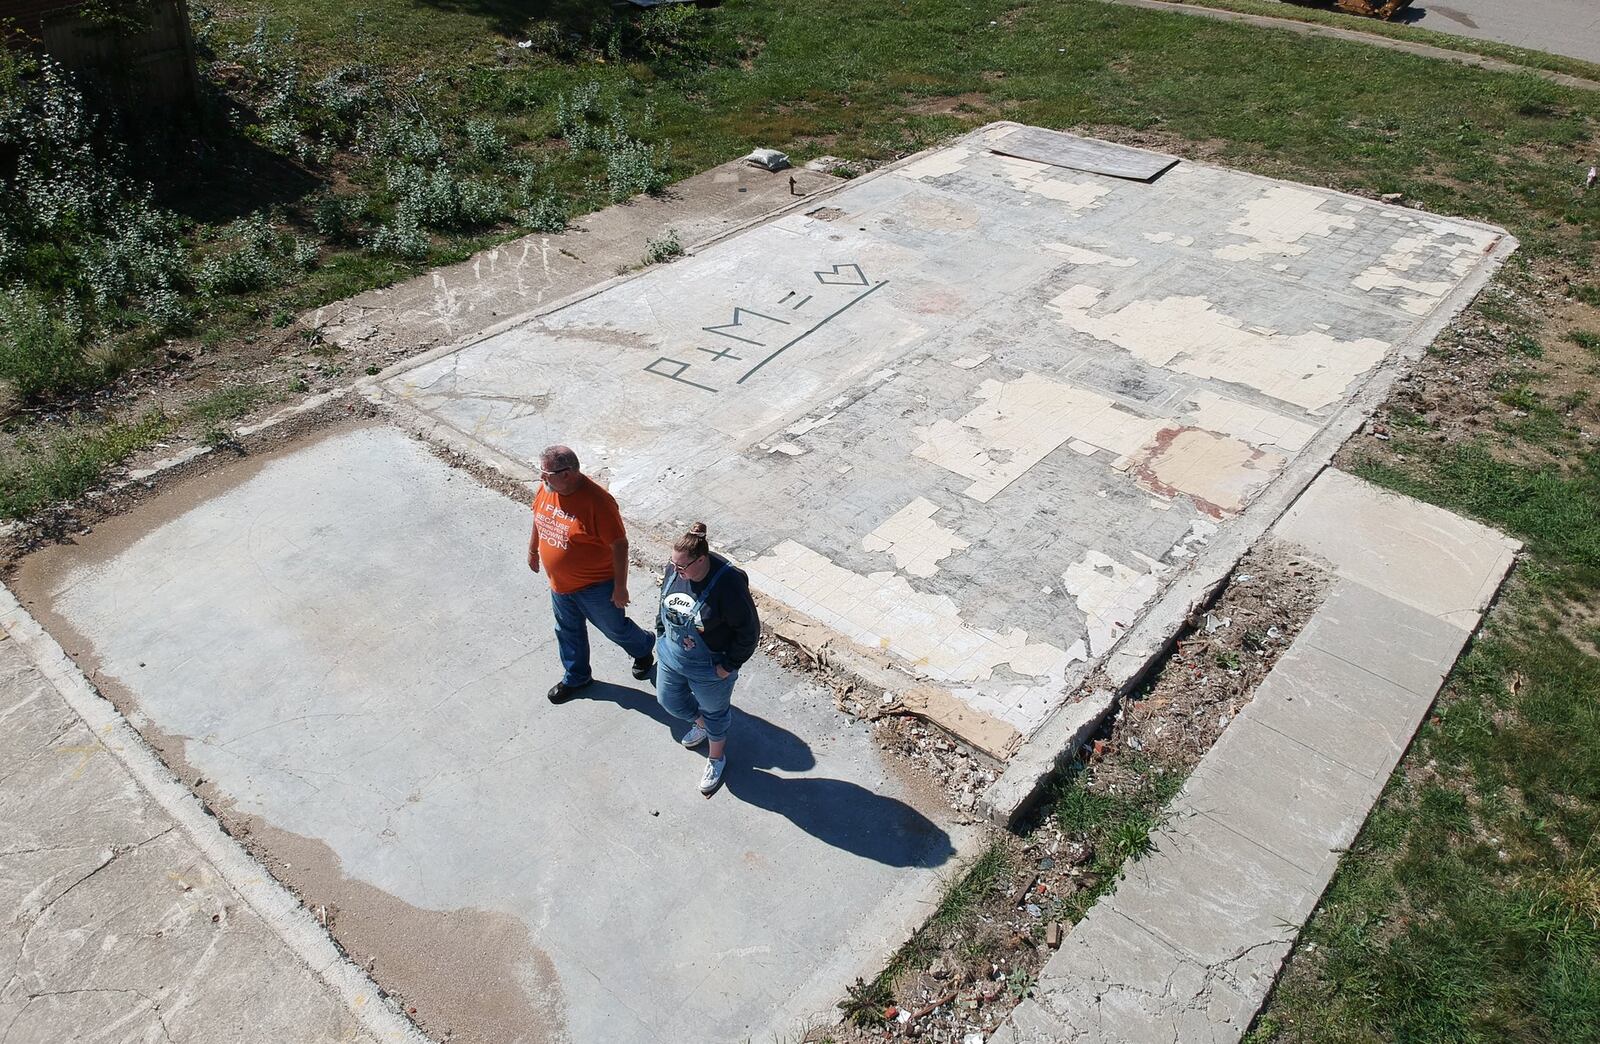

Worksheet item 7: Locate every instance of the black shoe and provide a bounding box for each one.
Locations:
[547,680,592,704]
[632,655,654,681]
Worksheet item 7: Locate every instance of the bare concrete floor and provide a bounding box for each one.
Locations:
[379,122,1507,752]
[13,423,973,1044]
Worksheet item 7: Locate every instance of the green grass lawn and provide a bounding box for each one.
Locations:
[4,2,1600,1034]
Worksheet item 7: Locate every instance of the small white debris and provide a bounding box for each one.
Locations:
[516,39,533,49]
[745,148,790,171]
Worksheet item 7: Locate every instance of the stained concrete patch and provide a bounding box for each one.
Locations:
[378,123,1506,745]
[13,423,969,1044]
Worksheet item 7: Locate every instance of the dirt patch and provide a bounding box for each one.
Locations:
[1087,542,1328,781]
[1338,261,1600,472]
[903,93,1001,118]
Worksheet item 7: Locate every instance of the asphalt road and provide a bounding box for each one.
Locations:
[1400,0,1599,65]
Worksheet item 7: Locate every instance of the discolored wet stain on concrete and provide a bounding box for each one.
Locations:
[230,820,569,1044]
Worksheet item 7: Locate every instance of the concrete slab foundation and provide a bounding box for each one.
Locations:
[5,124,1523,1043]
[375,123,1510,768]
[12,424,975,1044]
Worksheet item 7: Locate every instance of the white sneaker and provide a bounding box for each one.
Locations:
[699,757,726,796]
[679,724,709,749]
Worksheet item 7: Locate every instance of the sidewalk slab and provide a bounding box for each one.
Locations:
[992,467,1520,1043]
[10,422,971,1044]
[1183,716,1382,880]
[1242,639,1441,782]
[0,637,382,1044]
[1271,467,1519,628]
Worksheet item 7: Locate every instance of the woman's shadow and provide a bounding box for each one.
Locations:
[585,682,956,870]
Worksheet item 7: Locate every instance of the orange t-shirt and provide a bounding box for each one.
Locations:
[532,476,627,595]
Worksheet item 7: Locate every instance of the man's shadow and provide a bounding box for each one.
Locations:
[584,682,956,870]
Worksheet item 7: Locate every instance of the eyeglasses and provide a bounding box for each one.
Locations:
[540,466,572,479]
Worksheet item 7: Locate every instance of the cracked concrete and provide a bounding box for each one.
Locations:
[0,635,383,1044]
[375,122,1509,748]
[990,468,1519,1043]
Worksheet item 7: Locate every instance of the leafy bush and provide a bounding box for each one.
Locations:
[196,213,286,296]
[604,135,669,201]
[555,80,604,149]
[642,229,682,265]
[368,207,430,260]
[311,192,365,241]
[0,53,192,398]
[629,6,714,64]
[385,162,506,232]
[520,190,568,233]
[0,288,94,400]
[465,117,507,162]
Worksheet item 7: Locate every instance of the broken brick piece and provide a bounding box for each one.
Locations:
[1046,922,1063,949]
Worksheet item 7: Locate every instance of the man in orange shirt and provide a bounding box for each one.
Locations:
[529,445,655,703]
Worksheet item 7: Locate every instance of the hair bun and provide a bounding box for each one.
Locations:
[689,522,708,537]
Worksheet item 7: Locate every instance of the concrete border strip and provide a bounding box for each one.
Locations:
[1092,0,1600,91]
[0,587,431,1044]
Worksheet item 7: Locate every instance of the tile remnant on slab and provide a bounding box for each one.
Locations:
[374,122,1508,751]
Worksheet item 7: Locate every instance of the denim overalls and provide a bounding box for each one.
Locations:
[655,563,738,740]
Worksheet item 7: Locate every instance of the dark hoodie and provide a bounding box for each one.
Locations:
[655,553,761,673]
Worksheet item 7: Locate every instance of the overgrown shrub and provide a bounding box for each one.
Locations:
[0,53,192,398]
[604,135,668,201]
[642,229,682,265]
[520,190,568,233]
[385,162,506,231]
[311,192,365,241]
[0,288,95,400]
[196,213,285,296]
[368,208,430,260]
[465,117,507,162]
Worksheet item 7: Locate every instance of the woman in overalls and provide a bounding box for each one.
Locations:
[655,523,761,796]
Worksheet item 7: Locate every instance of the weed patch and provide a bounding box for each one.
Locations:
[0,410,172,519]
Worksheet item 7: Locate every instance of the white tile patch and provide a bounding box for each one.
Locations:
[1048,286,1391,412]
[862,497,970,578]
[1213,185,1357,262]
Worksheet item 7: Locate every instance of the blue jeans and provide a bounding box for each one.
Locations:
[655,638,737,741]
[551,580,654,687]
